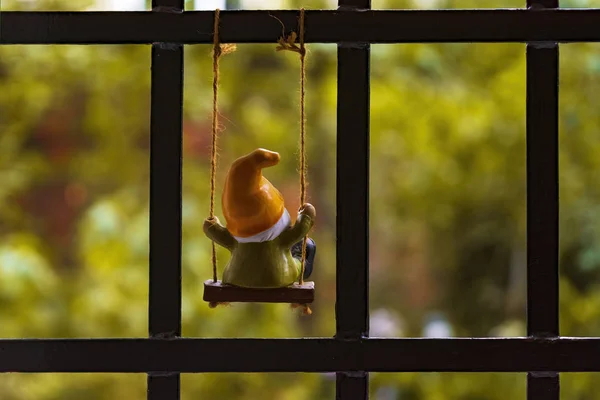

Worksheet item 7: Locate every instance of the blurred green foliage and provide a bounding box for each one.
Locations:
[2,0,600,399]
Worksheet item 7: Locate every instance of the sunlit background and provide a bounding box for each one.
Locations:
[1,0,600,399]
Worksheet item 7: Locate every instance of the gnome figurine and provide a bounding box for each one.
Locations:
[203,148,317,289]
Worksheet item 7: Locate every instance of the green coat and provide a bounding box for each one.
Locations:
[204,210,314,288]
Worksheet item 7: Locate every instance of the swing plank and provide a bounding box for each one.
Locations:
[203,280,315,304]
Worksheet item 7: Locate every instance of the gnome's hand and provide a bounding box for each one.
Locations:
[203,216,237,251]
[299,203,316,220]
[203,216,221,230]
[280,203,316,248]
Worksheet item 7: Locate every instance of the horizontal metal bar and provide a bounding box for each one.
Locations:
[2,337,600,373]
[2,9,600,44]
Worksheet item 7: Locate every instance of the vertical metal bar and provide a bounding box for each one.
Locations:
[148,1,184,400]
[526,30,560,340]
[148,40,184,339]
[337,373,369,399]
[336,0,371,399]
[335,39,370,341]
[148,374,180,400]
[526,1,559,399]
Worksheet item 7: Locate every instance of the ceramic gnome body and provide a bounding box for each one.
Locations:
[203,148,316,289]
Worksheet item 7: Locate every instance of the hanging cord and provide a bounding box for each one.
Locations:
[209,9,236,285]
[275,9,308,285]
[276,9,312,316]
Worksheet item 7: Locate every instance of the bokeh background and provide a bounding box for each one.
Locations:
[2,0,600,398]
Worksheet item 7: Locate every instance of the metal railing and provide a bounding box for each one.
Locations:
[1,1,595,399]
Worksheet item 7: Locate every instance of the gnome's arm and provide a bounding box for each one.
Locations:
[203,217,237,251]
[279,203,316,248]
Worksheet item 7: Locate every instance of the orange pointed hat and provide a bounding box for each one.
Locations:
[222,148,286,238]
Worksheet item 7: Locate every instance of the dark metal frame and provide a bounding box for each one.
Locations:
[0,0,596,399]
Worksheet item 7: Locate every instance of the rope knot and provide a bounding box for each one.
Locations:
[213,9,237,60]
[276,32,305,56]
[291,303,312,316]
[213,43,237,58]
[209,302,231,309]
[274,8,306,58]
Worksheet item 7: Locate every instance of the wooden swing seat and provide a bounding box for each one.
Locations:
[203,280,315,304]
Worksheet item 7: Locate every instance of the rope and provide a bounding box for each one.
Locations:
[275,9,308,286]
[210,9,236,282]
[298,10,308,287]
[276,9,312,316]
